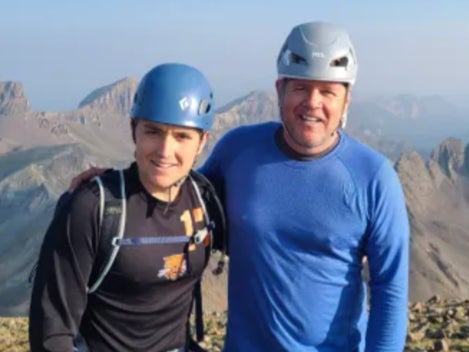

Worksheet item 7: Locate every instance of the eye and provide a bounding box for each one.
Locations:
[144,127,162,135]
[290,84,306,93]
[319,86,340,97]
[175,132,193,141]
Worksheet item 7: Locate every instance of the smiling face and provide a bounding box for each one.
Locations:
[133,119,207,200]
[276,78,350,155]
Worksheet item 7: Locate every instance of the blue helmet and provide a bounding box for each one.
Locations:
[131,63,214,131]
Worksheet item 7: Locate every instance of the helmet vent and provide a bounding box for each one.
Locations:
[290,52,307,65]
[133,92,140,104]
[330,56,349,68]
[198,100,211,115]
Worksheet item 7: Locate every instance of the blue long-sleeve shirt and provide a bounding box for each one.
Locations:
[200,122,409,351]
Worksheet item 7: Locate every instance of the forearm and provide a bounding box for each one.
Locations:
[29,314,76,352]
[365,283,408,351]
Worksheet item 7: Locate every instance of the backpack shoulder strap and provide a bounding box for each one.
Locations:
[187,170,228,348]
[87,169,126,293]
[190,170,228,271]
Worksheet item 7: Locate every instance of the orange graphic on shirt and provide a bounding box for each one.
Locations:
[157,253,187,280]
[180,207,211,251]
[193,207,204,222]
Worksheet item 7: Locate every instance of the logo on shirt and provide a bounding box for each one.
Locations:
[158,253,187,280]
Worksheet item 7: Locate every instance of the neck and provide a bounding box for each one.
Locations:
[153,185,181,202]
[277,127,340,160]
[138,175,185,202]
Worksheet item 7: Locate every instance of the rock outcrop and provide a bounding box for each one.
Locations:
[430,138,465,179]
[0,82,31,116]
[406,296,469,352]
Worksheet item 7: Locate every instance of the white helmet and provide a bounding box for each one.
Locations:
[277,21,358,85]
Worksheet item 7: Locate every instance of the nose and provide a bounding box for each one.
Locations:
[157,134,176,158]
[305,88,322,108]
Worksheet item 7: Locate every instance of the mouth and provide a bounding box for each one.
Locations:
[150,160,175,169]
[300,115,324,123]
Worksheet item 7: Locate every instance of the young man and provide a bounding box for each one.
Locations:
[200,22,409,351]
[29,63,225,352]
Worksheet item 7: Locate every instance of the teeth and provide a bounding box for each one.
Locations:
[151,161,172,168]
[301,115,321,122]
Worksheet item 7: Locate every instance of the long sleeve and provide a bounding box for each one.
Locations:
[199,136,230,255]
[365,162,410,351]
[199,146,225,204]
[29,186,99,352]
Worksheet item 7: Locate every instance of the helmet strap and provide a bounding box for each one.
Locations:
[341,112,348,128]
[163,176,187,214]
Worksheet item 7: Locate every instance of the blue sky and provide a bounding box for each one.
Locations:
[1,0,469,111]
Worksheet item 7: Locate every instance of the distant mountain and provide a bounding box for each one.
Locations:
[78,77,139,115]
[203,90,279,158]
[374,94,462,119]
[350,94,469,156]
[0,79,135,160]
[1,78,469,316]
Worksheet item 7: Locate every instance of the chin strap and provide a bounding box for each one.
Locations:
[163,175,188,215]
[341,111,348,128]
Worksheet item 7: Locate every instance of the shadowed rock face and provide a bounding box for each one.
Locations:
[430,138,465,179]
[396,138,469,301]
[0,82,30,116]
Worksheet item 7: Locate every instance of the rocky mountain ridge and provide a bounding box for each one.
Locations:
[396,138,469,301]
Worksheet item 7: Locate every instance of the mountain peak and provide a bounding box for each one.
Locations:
[217,90,277,114]
[78,77,138,115]
[0,82,31,116]
[430,138,465,179]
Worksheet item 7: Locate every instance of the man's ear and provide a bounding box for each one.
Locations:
[197,132,209,155]
[341,89,352,128]
[275,79,283,96]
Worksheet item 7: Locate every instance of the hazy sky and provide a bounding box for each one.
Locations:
[1,0,469,111]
